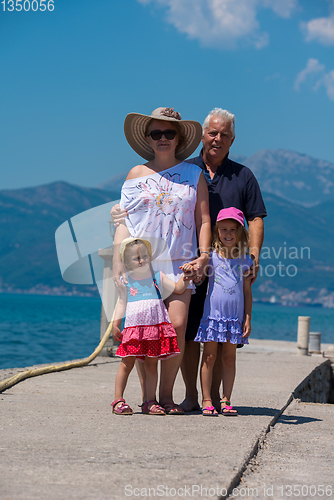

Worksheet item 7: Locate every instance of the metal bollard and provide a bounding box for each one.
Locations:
[309,331,321,354]
[297,316,310,356]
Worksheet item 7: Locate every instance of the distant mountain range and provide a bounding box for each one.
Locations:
[246,150,334,207]
[0,182,119,293]
[1,149,334,305]
[98,149,334,208]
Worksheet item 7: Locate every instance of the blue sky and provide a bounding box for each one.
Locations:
[1,0,334,190]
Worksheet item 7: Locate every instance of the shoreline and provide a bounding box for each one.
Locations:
[0,289,333,308]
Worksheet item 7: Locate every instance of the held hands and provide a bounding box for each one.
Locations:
[180,253,209,285]
[110,204,128,227]
[181,262,194,277]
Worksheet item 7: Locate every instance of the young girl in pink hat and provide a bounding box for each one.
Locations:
[183,207,253,416]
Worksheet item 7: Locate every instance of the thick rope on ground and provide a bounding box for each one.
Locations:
[0,321,113,393]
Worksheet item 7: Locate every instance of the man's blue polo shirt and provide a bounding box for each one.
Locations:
[185,151,267,227]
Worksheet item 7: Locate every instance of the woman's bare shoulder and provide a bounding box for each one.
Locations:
[126,164,149,180]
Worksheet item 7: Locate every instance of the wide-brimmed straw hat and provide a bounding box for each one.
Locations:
[124,107,202,161]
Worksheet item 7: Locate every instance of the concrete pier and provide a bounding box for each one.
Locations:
[0,339,333,500]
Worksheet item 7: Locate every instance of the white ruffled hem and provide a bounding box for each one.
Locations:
[195,317,248,344]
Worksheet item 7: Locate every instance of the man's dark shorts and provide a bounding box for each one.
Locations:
[185,277,208,342]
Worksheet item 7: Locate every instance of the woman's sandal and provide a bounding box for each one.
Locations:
[142,400,166,415]
[160,401,184,415]
[111,398,133,415]
[220,399,238,416]
[202,399,218,417]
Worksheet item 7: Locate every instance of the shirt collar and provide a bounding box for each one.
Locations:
[199,148,230,180]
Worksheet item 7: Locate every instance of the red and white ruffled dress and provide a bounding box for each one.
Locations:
[116,271,180,361]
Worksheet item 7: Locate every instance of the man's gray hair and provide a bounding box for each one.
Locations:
[202,108,235,139]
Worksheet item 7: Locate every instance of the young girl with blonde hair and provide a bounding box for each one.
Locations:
[111,238,189,416]
[186,207,252,416]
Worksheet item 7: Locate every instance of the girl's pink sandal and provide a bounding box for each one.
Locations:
[111,398,133,415]
[202,399,218,416]
[221,399,238,416]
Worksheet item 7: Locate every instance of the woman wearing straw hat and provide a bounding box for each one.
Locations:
[113,107,211,414]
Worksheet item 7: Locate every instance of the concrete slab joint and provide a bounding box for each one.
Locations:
[222,358,334,500]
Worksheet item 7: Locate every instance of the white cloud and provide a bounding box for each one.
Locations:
[261,0,298,19]
[294,58,325,91]
[138,0,299,49]
[301,4,334,46]
[294,58,334,101]
[323,70,334,100]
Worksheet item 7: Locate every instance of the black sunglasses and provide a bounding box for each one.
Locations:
[147,129,177,140]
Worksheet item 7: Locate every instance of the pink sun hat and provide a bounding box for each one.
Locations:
[216,207,245,226]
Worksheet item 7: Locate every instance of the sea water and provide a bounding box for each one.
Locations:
[0,294,333,369]
[0,294,101,369]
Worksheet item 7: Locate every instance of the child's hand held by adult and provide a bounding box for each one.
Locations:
[180,253,209,282]
[180,262,196,280]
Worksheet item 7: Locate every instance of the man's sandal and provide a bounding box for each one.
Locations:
[202,399,218,416]
[111,398,133,415]
[142,400,166,415]
[220,399,238,416]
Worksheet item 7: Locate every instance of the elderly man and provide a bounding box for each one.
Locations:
[180,108,267,412]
